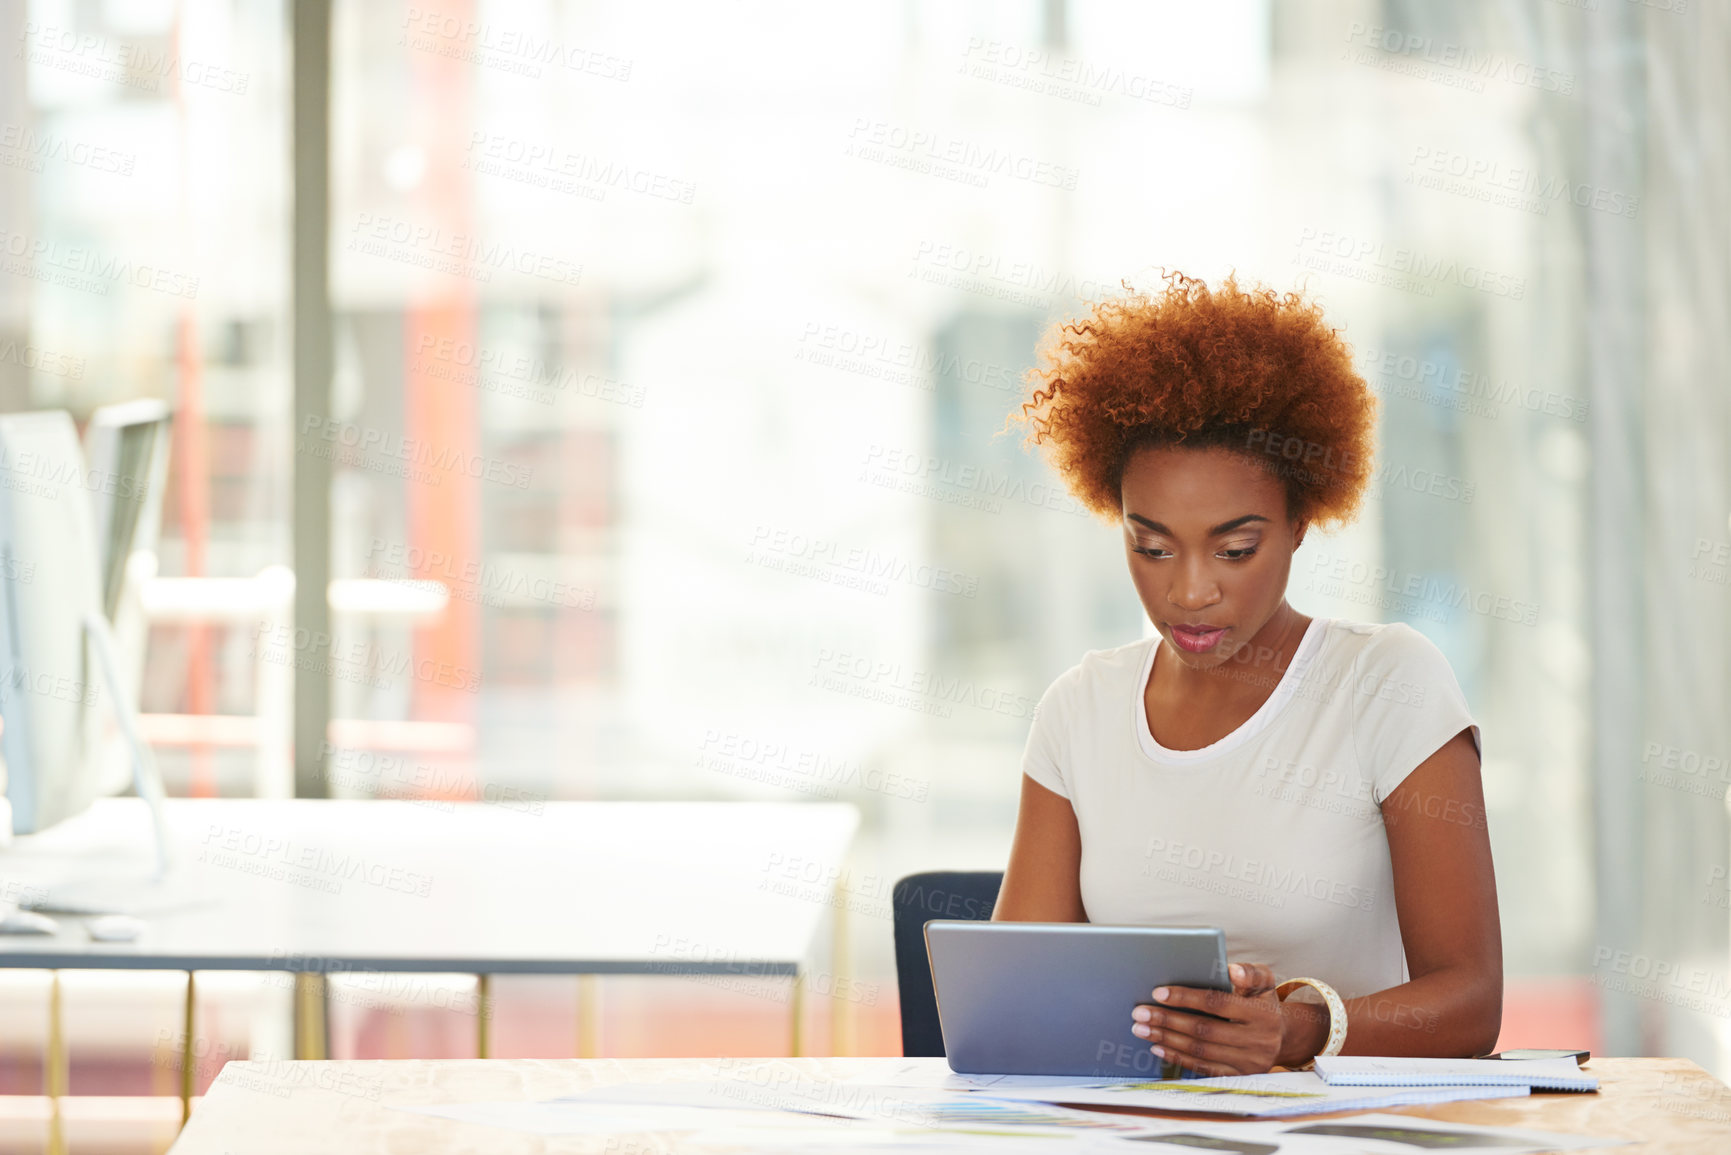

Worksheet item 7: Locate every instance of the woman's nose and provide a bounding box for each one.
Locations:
[1166,565,1219,610]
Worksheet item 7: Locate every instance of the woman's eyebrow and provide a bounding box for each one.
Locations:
[1125,512,1271,536]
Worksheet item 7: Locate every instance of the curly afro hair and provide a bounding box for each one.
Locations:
[1007,270,1378,531]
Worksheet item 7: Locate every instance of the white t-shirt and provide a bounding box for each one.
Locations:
[1021,617,1480,999]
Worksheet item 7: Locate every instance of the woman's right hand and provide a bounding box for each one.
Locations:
[1131,961,1321,1075]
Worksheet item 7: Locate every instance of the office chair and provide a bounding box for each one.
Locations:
[892,870,1004,1056]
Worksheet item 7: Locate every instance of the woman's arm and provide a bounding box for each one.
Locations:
[1131,728,1503,1072]
[993,774,1087,922]
[1332,725,1503,1057]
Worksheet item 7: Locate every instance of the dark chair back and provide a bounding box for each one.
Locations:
[892,870,1004,1056]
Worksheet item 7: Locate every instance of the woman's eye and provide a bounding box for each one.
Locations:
[1219,547,1258,561]
[1131,545,1169,559]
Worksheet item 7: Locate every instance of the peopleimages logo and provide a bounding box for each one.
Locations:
[957,37,1193,110]
[0,340,85,380]
[697,729,929,802]
[365,538,594,611]
[807,648,1037,720]
[398,7,633,81]
[1406,146,1639,220]
[909,240,1117,303]
[747,524,980,598]
[0,226,199,298]
[0,663,98,707]
[846,120,1080,190]
[346,213,583,287]
[465,131,695,204]
[1293,227,1526,300]
[299,416,533,489]
[1252,755,1379,821]
[1358,345,1589,424]
[1306,551,1537,626]
[1140,836,1377,912]
[1340,22,1575,94]
[0,445,148,499]
[797,323,1023,394]
[860,443,1090,518]
[198,824,436,898]
[16,22,251,95]
[251,621,483,694]
[1591,947,1731,1017]
[0,123,135,175]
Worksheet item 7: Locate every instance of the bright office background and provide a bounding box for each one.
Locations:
[1,0,1728,1121]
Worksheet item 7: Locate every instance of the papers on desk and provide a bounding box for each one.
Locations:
[398,1091,1156,1149]
[1103,1113,1628,1154]
[933,1069,1534,1118]
[1313,1055,1600,1091]
[390,1058,1630,1152]
[394,1099,1629,1153]
[557,1082,1147,1135]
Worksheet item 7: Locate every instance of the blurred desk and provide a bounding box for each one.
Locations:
[165,1055,1731,1155]
[0,797,860,1124]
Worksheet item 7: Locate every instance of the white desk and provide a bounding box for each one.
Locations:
[0,798,859,1126]
[164,1056,1731,1154]
[0,798,859,975]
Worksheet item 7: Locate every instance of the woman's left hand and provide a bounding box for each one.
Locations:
[1131,961,1302,1075]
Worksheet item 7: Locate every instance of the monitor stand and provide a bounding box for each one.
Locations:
[83,611,172,877]
[16,615,200,917]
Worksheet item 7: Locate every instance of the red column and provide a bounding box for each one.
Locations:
[402,1,479,756]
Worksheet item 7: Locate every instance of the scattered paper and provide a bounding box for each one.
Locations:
[387,1057,1629,1151]
[940,1069,1534,1118]
[1125,1112,1631,1154]
[395,1100,856,1137]
[557,1080,1153,1133]
[395,1100,1088,1150]
[1313,1055,1599,1090]
[390,1099,1630,1154]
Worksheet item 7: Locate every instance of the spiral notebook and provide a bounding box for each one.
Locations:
[1313,1055,1599,1092]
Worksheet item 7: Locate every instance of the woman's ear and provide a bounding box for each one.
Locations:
[1291,519,1308,552]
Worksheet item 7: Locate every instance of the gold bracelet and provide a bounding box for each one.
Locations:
[1276,976,1347,1069]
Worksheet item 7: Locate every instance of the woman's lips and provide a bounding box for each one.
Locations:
[1170,625,1228,653]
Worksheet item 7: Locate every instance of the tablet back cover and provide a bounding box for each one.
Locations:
[926,922,1229,1076]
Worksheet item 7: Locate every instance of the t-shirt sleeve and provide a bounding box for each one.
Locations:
[1351,623,1481,804]
[1020,673,1074,799]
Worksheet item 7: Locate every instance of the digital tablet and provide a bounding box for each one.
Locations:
[925,921,1231,1077]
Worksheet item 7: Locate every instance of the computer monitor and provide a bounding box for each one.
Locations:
[83,400,173,796]
[0,410,170,873]
[84,398,172,625]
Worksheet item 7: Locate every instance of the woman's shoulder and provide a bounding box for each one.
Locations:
[1072,634,1159,682]
[1321,617,1453,667]
[1316,620,1478,796]
[1037,635,1157,708]
[1313,617,1465,712]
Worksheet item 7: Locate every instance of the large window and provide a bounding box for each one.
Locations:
[2,0,1725,1089]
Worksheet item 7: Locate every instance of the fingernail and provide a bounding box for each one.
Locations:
[1153,987,1169,1002]
[1152,1046,1166,1058]
[1132,1006,1151,1022]
[1230,964,1244,980]
[1132,1023,1150,1038]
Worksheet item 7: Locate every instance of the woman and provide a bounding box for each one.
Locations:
[995,271,1501,1076]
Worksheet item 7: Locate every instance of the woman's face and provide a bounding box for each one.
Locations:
[1119,444,1306,672]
